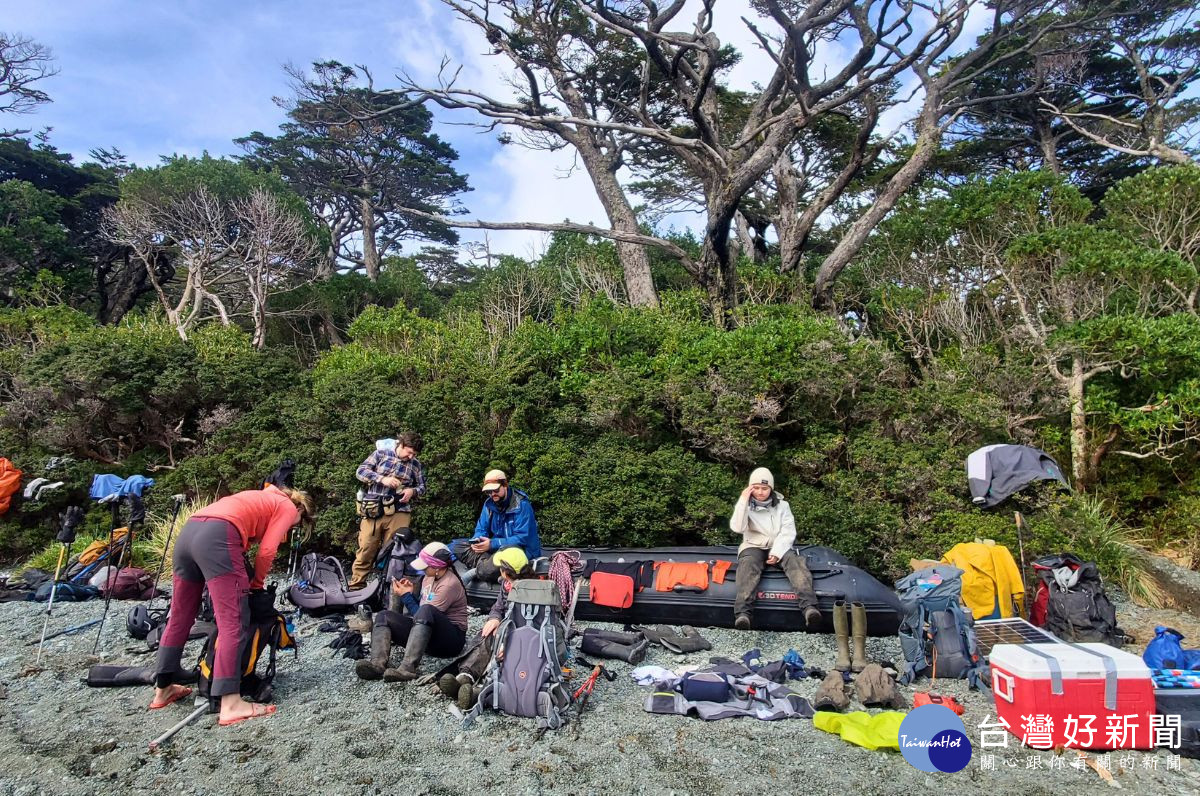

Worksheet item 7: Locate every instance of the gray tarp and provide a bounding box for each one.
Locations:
[966,444,1069,508]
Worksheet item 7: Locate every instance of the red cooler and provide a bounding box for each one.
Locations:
[989,642,1156,750]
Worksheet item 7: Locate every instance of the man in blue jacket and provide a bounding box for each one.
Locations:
[451,469,540,583]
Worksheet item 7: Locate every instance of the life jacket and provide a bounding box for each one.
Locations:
[895,565,988,688]
[1030,553,1124,645]
[464,579,571,731]
[940,541,1024,619]
[0,458,21,516]
[197,585,296,709]
[287,553,380,615]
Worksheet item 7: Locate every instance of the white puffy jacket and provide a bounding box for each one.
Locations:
[729,492,796,560]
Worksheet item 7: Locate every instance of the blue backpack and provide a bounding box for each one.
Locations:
[31,582,100,602]
[895,565,988,687]
[1144,626,1200,670]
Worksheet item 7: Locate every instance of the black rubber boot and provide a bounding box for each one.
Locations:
[385,623,431,682]
[581,629,650,664]
[585,629,644,645]
[356,626,391,680]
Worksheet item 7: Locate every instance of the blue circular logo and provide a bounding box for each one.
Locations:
[898,705,972,773]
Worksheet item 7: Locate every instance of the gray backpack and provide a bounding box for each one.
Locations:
[464,579,571,731]
[895,565,988,688]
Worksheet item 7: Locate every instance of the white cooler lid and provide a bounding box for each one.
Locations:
[989,642,1150,679]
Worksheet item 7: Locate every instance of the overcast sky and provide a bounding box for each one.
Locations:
[3,0,959,258]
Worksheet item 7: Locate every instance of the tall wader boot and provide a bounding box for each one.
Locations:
[356,626,392,680]
[833,601,852,672]
[385,622,432,682]
[580,629,649,664]
[850,602,868,673]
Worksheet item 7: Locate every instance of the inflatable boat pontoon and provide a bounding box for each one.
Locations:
[459,544,901,636]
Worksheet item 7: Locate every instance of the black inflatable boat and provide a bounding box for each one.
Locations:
[459,544,901,636]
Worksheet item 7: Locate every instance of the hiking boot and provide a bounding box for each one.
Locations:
[813,670,850,712]
[832,601,851,672]
[355,626,392,680]
[850,602,868,673]
[455,637,491,685]
[386,622,432,682]
[456,681,478,711]
[734,614,751,631]
[803,606,822,629]
[455,671,477,687]
[855,662,904,709]
[437,673,459,700]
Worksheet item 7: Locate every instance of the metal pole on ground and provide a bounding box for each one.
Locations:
[148,700,208,751]
[28,617,102,645]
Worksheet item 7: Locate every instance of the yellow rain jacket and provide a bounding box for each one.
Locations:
[941,540,1024,619]
[813,711,906,751]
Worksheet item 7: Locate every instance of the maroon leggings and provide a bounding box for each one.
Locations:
[154,518,249,697]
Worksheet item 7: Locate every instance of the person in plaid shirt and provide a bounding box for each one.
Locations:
[350,431,425,589]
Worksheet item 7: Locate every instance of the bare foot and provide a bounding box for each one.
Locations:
[218,697,277,726]
[149,684,192,710]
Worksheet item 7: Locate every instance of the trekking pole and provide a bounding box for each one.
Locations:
[1013,511,1030,617]
[570,662,613,739]
[92,499,124,654]
[147,494,187,611]
[149,700,208,751]
[28,617,102,645]
[35,506,84,664]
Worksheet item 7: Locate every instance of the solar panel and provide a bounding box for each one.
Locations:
[974,618,1061,657]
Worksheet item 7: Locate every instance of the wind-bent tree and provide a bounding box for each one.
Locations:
[0,137,148,321]
[238,61,469,282]
[1039,1,1200,168]
[860,169,1200,490]
[808,1,1127,308]
[394,0,991,325]
[0,33,57,137]
[102,157,320,346]
[938,20,1151,196]
[411,0,679,307]
[397,1,1121,323]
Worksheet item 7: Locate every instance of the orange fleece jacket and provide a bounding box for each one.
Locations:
[195,484,299,589]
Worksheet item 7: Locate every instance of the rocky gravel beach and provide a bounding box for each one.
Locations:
[0,595,1197,796]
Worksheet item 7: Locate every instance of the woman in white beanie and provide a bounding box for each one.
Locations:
[729,467,820,630]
